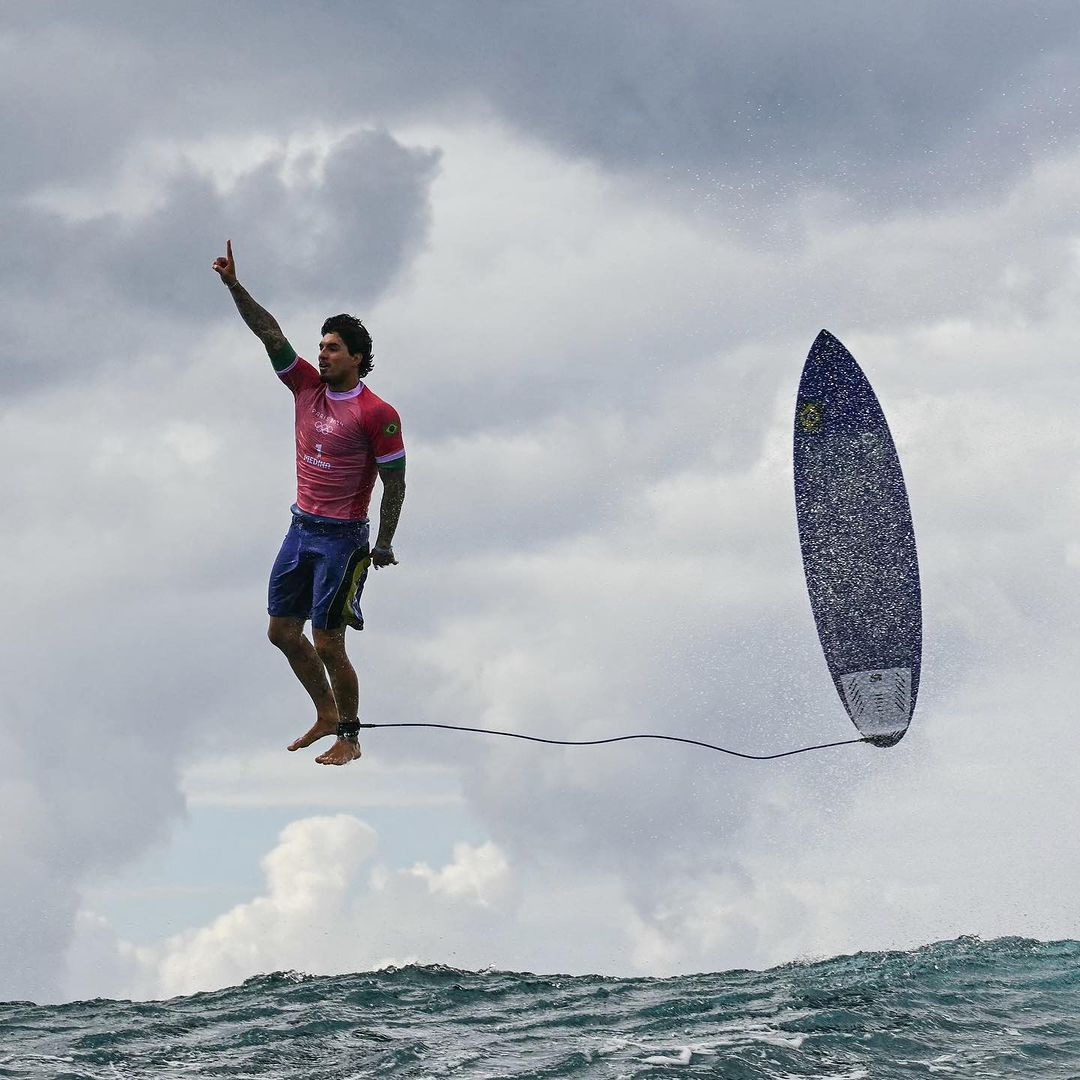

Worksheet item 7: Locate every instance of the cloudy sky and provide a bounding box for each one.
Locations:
[3,2,1079,1004]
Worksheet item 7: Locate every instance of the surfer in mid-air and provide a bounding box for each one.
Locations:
[212,240,406,766]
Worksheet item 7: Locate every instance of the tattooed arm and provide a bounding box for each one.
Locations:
[371,464,406,568]
[211,240,292,365]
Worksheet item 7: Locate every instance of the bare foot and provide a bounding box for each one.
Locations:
[287,715,339,752]
[315,736,362,766]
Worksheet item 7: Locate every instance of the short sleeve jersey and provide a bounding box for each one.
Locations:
[277,354,405,521]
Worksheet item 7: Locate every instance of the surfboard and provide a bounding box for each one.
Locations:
[793,330,921,747]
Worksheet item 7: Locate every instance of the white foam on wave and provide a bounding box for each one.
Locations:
[640,1046,693,1066]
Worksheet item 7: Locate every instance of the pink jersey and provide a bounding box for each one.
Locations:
[278,356,405,520]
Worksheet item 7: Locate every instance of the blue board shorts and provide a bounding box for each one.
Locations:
[268,506,370,631]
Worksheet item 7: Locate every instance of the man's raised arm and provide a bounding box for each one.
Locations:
[211,240,294,369]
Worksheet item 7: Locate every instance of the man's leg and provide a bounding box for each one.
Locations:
[312,626,362,766]
[268,616,341,750]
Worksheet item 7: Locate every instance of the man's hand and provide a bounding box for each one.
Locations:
[371,545,398,569]
[212,239,237,287]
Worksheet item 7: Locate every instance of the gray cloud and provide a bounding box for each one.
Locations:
[477,2,1080,204]
[111,129,439,316]
[6,3,1080,214]
[0,128,438,395]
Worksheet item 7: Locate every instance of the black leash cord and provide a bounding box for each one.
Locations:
[358,722,869,761]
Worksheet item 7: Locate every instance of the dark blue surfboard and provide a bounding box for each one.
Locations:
[793,330,921,747]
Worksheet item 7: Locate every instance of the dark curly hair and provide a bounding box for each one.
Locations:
[321,314,374,378]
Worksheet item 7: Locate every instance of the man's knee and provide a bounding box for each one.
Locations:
[312,627,348,665]
[268,617,304,652]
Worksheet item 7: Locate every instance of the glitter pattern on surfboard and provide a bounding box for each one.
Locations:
[793,330,921,747]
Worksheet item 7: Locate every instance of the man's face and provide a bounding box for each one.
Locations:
[318,332,360,387]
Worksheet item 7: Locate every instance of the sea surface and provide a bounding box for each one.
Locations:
[2,936,1078,1079]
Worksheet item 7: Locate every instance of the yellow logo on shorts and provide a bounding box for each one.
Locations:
[798,402,823,434]
[383,422,399,436]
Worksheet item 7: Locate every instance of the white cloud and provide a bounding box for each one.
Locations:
[78,817,515,998]
[408,841,509,907]
[145,816,379,998]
